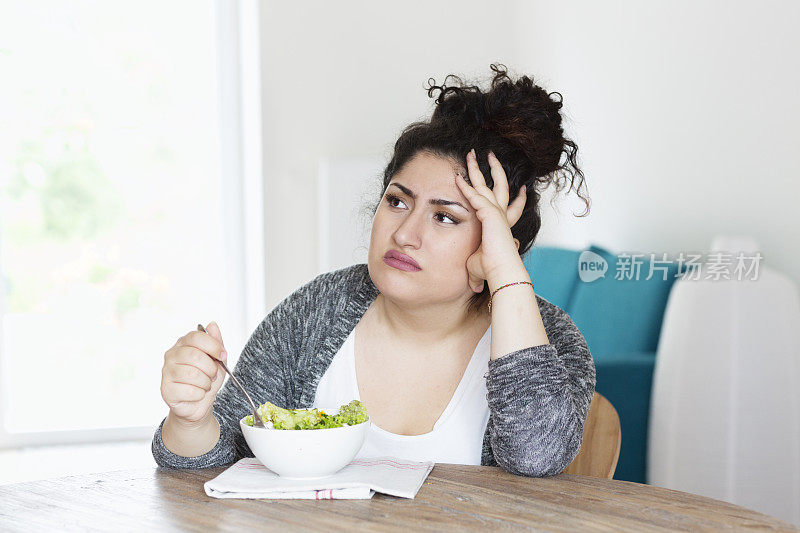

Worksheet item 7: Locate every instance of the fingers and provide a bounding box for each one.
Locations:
[455,172,496,214]
[487,151,509,208]
[465,149,497,205]
[177,329,227,362]
[506,185,528,227]
[167,345,219,381]
[168,362,214,392]
[204,321,226,353]
[163,382,207,405]
[460,149,526,227]
[465,149,486,188]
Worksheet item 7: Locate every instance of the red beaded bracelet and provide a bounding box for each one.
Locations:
[487,281,534,313]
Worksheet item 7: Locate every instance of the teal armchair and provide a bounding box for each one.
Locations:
[522,243,683,484]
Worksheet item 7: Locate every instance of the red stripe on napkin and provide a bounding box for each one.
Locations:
[348,459,431,470]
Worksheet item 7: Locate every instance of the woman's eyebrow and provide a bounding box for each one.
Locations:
[388,182,469,212]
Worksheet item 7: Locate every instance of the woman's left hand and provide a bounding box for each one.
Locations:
[455,148,528,293]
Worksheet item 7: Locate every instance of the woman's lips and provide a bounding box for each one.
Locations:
[382,250,421,272]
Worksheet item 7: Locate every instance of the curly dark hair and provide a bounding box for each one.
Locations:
[369,63,591,315]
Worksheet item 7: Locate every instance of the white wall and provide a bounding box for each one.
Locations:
[258,0,521,308]
[513,0,800,286]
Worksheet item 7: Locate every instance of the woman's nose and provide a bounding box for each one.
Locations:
[392,209,423,249]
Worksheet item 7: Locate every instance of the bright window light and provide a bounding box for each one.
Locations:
[0,0,234,433]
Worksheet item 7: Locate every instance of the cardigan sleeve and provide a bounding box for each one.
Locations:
[485,296,596,477]
[151,278,315,469]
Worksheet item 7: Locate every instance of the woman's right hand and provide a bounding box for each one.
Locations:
[160,321,228,426]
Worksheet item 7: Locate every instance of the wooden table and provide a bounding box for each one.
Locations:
[1,464,797,532]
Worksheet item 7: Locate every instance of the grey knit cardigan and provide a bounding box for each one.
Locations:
[152,263,596,477]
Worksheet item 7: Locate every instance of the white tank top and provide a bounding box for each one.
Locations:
[313,325,492,464]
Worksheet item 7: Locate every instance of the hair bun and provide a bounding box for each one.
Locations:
[428,65,562,166]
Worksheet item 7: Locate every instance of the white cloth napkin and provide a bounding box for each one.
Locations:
[204,456,434,500]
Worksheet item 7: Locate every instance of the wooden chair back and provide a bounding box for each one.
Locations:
[562,392,621,478]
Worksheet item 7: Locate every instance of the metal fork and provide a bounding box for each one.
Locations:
[196,324,265,428]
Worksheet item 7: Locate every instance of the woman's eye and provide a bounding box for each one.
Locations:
[386,195,406,209]
[435,212,459,225]
[385,194,459,225]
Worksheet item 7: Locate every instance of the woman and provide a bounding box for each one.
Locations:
[154,64,595,477]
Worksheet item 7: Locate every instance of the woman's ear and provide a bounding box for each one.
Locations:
[513,238,520,251]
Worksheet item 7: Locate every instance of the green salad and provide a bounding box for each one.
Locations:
[243,399,368,430]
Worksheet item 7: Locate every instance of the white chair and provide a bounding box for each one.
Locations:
[647,236,800,526]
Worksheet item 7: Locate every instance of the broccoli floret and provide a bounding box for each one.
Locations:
[335,400,368,426]
[262,402,321,429]
[312,412,345,429]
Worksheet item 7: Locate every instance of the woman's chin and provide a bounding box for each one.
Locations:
[370,265,421,294]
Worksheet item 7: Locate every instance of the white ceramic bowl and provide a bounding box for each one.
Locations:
[239,406,370,479]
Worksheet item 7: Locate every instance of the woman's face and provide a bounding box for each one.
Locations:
[368,150,483,309]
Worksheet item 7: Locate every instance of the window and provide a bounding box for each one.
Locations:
[0,0,263,445]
